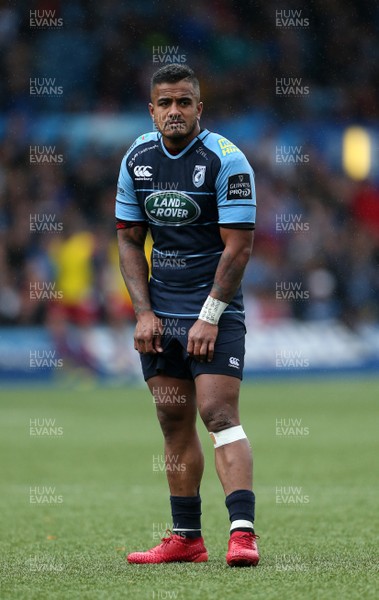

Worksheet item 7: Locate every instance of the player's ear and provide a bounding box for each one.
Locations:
[197,101,203,120]
[148,102,154,118]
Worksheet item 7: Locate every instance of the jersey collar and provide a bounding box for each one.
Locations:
[159,129,209,160]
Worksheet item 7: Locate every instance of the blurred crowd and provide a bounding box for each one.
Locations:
[1,130,378,329]
[1,0,378,119]
[0,0,379,330]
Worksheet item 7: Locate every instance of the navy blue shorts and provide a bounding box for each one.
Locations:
[140,317,246,381]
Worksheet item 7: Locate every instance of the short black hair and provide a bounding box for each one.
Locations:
[150,65,200,99]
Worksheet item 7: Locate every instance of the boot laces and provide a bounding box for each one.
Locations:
[235,532,259,548]
[160,529,177,545]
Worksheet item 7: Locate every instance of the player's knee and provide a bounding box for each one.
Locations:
[200,408,237,433]
[156,406,190,438]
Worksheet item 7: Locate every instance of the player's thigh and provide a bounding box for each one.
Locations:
[147,375,197,432]
[195,374,241,431]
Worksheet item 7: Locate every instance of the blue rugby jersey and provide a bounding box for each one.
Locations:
[116,129,256,322]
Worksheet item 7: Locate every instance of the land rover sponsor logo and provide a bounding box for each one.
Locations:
[227,173,252,199]
[145,191,201,225]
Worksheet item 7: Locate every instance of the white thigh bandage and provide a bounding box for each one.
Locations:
[209,425,247,448]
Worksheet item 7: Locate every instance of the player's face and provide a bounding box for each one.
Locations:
[149,81,203,146]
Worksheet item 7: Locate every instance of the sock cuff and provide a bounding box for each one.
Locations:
[170,495,201,506]
[225,489,255,525]
[225,489,255,507]
[170,494,202,536]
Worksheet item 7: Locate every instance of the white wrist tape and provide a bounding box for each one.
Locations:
[209,425,247,448]
[199,295,228,325]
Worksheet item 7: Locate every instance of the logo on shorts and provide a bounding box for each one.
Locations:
[192,165,206,188]
[228,356,240,369]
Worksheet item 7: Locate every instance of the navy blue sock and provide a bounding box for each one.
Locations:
[225,489,255,534]
[170,494,202,539]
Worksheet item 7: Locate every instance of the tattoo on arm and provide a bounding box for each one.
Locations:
[211,249,247,303]
[117,227,152,316]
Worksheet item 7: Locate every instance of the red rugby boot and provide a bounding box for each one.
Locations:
[226,531,260,567]
[127,531,208,564]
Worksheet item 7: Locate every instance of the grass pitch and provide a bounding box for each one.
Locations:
[0,377,378,599]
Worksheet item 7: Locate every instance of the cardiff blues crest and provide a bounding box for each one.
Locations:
[192,165,206,188]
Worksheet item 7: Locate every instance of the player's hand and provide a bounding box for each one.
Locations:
[134,311,164,354]
[187,319,218,362]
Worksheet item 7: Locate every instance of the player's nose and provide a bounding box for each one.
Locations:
[167,101,182,117]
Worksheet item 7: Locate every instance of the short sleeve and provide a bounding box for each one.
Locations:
[215,152,256,227]
[115,157,146,222]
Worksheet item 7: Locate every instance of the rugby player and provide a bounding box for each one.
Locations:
[116,65,259,566]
